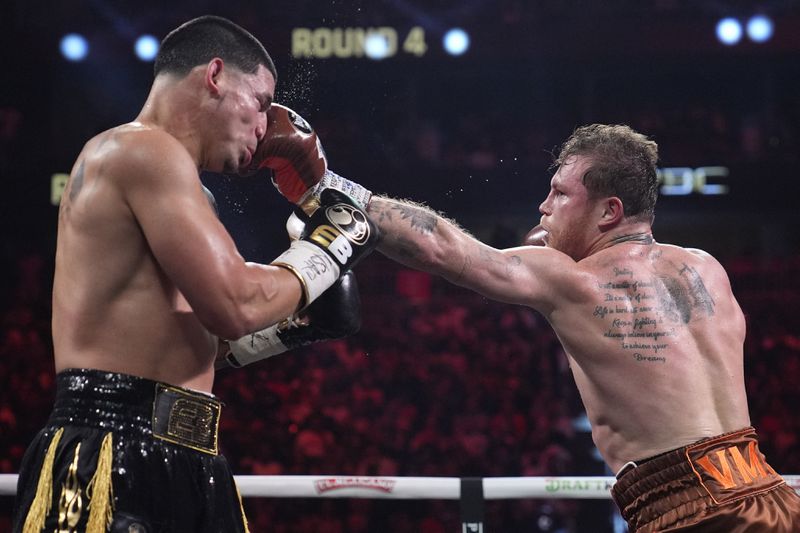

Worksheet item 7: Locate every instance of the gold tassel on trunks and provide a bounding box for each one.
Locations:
[235,482,251,533]
[22,427,64,533]
[85,432,114,533]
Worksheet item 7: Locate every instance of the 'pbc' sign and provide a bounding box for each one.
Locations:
[657,166,730,196]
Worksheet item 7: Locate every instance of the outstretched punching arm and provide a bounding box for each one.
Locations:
[366,197,575,313]
[252,103,574,312]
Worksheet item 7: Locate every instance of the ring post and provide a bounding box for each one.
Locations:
[460,477,485,533]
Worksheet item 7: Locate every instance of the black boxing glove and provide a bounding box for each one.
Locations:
[222,271,361,368]
[271,188,379,308]
[255,103,372,210]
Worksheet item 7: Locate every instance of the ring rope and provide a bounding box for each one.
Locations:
[2,474,799,499]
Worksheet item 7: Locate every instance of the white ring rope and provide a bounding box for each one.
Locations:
[2,474,799,499]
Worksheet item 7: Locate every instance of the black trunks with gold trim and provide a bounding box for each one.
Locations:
[12,368,249,533]
[49,367,222,455]
[152,383,221,455]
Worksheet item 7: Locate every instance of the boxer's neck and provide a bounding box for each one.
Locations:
[607,232,655,247]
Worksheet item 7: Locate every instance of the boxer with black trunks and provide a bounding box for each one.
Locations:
[261,116,800,531]
[13,16,376,533]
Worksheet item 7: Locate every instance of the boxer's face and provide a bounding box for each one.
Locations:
[538,155,602,261]
[209,64,274,174]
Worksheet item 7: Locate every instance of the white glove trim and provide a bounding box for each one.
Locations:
[227,322,288,367]
[286,212,305,241]
[272,239,340,308]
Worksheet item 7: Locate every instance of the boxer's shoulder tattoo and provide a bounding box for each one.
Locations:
[656,276,692,324]
[391,204,437,234]
[678,263,716,316]
[59,160,85,220]
[653,263,715,324]
[68,160,85,203]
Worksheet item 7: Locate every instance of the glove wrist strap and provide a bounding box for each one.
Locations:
[272,240,340,307]
[300,170,373,212]
[227,323,288,367]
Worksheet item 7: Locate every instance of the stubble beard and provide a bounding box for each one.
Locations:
[548,219,589,262]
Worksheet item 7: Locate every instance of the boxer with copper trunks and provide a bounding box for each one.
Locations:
[612,427,800,532]
[263,119,800,530]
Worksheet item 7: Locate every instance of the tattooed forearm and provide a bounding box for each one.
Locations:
[375,206,393,224]
[392,236,429,265]
[370,196,467,236]
[391,204,438,234]
[453,254,473,284]
[369,195,482,280]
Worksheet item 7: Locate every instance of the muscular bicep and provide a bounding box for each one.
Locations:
[447,240,581,312]
[121,141,240,286]
[133,176,243,301]
[110,133,298,337]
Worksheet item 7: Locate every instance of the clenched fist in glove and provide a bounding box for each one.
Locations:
[271,188,379,309]
[522,225,547,247]
[219,210,363,369]
[253,103,373,211]
[221,270,361,368]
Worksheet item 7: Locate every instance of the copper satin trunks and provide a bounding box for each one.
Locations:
[612,427,800,532]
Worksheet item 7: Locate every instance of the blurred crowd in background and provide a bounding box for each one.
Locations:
[1,251,799,531]
[2,1,800,531]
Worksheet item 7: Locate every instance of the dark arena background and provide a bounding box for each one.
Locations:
[2,1,800,531]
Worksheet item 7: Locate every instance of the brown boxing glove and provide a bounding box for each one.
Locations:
[254,104,328,204]
[254,103,373,211]
[522,225,548,247]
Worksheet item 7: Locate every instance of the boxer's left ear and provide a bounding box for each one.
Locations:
[598,196,624,230]
[204,58,224,96]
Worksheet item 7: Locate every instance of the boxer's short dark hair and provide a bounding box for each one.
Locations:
[154,15,276,82]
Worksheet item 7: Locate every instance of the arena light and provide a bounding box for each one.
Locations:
[134,35,159,61]
[60,33,89,62]
[716,18,742,45]
[443,28,470,56]
[746,15,774,43]
[364,31,391,60]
